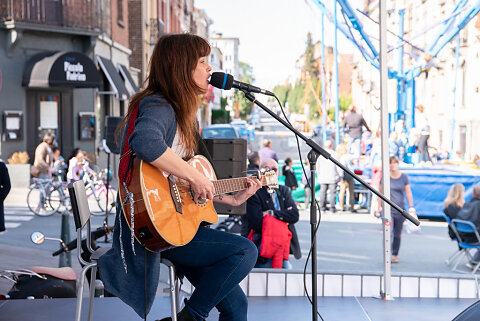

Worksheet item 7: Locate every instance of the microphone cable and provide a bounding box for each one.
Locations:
[271,94,326,321]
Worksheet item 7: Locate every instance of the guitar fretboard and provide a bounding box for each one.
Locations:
[213,177,250,196]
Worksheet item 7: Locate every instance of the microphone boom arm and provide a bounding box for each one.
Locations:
[242,90,420,226]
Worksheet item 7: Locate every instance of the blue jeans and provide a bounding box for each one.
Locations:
[162,227,258,321]
[347,137,362,158]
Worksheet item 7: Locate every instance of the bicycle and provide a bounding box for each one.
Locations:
[82,170,116,215]
[26,177,70,216]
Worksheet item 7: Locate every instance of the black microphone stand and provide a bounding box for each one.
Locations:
[241,90,420,321]
[102,139,112,243]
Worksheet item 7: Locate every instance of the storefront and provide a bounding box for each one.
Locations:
[21,51,102,161]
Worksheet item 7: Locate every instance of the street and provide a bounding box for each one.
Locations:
[0,186,463,297]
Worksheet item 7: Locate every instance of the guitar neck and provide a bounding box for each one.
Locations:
[213,177,263,196]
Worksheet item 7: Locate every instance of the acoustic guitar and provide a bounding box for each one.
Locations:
[119,155,278,252]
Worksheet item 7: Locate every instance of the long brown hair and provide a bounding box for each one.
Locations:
[117,34,211,157]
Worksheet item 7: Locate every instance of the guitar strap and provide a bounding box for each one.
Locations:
[118,103,139,186]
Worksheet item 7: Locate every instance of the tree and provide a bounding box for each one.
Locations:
[304,33,318,79]
[232,62,255,118]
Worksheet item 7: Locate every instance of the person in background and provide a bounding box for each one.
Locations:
[343,105,371,162]
[245,158,301,269]
[443,183,465,239]
[258,138,278,163]
[455,185,480,268]
[336,145,356,212]
[52,146,67,181]
[317,140,342,213]
[378,156,415,263]
[473,154,480,169]
[0,160,11,232]
[282,157,298,191]
[414,104,431,166]
[32,132,55,179]
[369,131,382,218]
[247,151,260,172]
[301,160,312,210]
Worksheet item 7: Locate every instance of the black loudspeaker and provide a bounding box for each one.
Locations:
[203,139,247,215]
[105,116,123,154]
[453,300,480,321]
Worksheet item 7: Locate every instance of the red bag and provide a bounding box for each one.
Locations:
[259,215,292,268]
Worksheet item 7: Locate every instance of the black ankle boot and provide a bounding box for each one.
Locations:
[156,305,198,321]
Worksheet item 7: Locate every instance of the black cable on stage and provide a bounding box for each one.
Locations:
[273,95,325,321]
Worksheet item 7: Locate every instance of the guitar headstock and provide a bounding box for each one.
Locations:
[260,169,278,190]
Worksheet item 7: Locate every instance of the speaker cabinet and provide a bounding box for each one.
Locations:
[203,139,247,215]
[105,116,123,154]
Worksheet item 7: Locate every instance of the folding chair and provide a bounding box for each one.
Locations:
[442,213,463,266]
[450,219,480,273]
[68,180,110,321]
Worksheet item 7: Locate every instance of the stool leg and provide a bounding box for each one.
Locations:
[169,265,178,321]
[88,265,97,321]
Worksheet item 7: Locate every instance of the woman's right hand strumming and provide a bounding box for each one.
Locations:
[188,170,215,203]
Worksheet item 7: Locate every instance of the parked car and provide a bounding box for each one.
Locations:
[230,120,255,142]
[201,124,240,139]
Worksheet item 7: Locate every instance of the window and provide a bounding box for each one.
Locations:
[117,0,124,26]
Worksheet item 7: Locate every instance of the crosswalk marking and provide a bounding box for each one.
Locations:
[5,216,33,221]
[5,222,21,228]
[4,207,34,230]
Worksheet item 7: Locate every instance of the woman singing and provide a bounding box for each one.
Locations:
[98,34,262,321]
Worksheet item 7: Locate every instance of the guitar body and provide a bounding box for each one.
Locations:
[119,155,219,252]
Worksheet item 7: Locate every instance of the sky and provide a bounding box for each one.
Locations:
[196,0,362,90]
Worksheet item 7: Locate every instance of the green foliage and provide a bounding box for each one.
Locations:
[211,109,230,124]
[304,33,319,78]
[233,62,255,118]
[272,84,291,106]
[220,97,228,110]
[339,93,352,112]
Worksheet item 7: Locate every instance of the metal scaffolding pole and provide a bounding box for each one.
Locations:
[321,12,327,145]
[334,0,340,147]
[379,0,393,300]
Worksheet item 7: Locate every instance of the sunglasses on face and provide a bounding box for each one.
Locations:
[263,167,278,172]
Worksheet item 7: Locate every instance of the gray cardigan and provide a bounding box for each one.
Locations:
[98,94,177,317]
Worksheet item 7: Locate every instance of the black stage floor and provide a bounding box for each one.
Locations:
[0,296,477,321]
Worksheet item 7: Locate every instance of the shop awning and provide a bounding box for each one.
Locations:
[22,51,102,88]
[97,56,129,100]
[118,64,139,96]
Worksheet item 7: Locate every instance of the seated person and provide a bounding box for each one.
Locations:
[244,158,301,268]
[456,185,480,265]
[443,183,465,239]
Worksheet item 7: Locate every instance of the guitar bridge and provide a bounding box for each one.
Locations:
[168,175,183,214]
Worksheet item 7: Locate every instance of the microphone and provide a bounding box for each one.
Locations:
[210,72,274,96]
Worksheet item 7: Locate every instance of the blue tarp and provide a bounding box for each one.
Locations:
[401,166,480,218]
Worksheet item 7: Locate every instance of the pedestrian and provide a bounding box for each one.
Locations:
[378,156,415,263]
[31,132,55,179]
[343,105,371,162]
[245,158,301,269]
[258,138,278,163]
[336,145,355,212]
[415,104,431,166]
[0,160,11,233]
[98,34,262,321]
[282,157,298,190]
[443,183,465,239]
[301,160,312,210]
[317,140,342,213]
[247,151,260,172]
[369,131,382,217]
[52,146,67,181]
